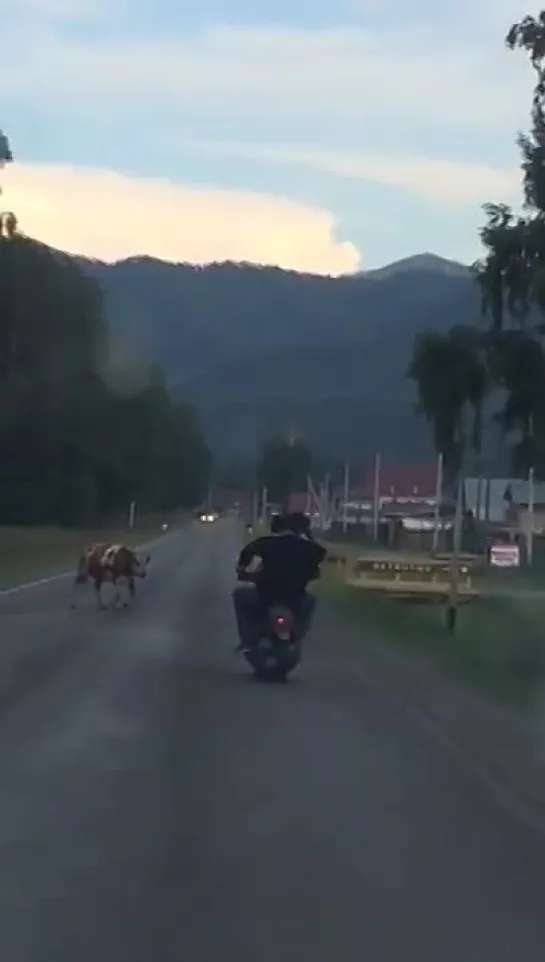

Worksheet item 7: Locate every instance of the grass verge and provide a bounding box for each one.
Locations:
[317,547,545,712]
[0,510,189,587]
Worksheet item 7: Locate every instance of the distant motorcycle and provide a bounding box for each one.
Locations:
[236,569,300,682]
[245,522,254,536]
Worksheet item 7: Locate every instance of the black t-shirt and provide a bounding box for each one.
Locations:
[238,533,326,604]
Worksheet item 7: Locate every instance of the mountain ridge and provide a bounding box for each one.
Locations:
[65,247,481,460]
[361,252,469,280]
[70,248,466,278]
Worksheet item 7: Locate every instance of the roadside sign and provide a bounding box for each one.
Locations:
[489,543,520,568]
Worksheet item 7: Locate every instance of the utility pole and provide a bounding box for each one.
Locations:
[527,414,535,566]
[372,452,381,543]
[307,475,323,526]
[260,487,268,525]
[321,473,331,528]
[342,463,350,534]
[431,452,443,555]
[446,414,468,633]
[527,466,535,565]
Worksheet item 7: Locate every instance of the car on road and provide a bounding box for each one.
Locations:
[198,511,219,523]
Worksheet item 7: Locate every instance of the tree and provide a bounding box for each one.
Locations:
[408,325,488,479]
[256,434,313,506]
[0,130,12,165]
[0,140,211,526]
[411,10,545,479]
[0,129,16,241]
[487,329,545,474]
[474,11,545,469]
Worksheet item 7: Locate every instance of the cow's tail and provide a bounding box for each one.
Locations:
[70,552,89,609]
[74,553,89,585]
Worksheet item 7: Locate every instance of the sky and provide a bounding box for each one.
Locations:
[0,0,538,273]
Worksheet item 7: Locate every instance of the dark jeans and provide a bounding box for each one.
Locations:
[232,585,316,649]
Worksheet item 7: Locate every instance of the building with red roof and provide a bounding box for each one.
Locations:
[352,459,439,500]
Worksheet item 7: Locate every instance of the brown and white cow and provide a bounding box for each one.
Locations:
[72,542,151,609]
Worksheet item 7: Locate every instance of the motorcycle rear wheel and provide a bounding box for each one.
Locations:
[254,663,289,683]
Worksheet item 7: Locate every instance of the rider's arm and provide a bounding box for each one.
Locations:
[237,538,264,572]
[307,542,327,581]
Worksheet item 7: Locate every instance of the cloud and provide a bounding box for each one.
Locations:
[190,140,520,207]
[0,5,535,271]
[2,162,360,275]
[0,22,531,134]
[0,0,108,19]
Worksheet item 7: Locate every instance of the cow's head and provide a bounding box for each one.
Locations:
[134,553,151,578]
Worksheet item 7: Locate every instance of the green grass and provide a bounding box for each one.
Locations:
[0,510,189,586]
[317,558,545,712]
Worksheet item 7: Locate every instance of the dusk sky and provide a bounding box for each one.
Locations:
[0,0,537,273]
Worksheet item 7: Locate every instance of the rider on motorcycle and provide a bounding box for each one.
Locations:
[233,511,326,652]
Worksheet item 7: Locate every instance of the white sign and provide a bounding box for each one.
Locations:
[490,544,520,568]
[401,517,452,531]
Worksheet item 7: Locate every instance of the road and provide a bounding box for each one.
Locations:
[0,519,545,961]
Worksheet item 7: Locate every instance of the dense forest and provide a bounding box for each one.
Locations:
[0,219,210,526]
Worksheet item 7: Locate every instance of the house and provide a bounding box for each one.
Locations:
[360,459,440,502]
[341,459,441,520]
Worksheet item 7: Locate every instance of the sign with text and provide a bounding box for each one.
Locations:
[489,543,520,568]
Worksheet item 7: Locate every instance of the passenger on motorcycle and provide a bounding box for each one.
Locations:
[233,511,326,652]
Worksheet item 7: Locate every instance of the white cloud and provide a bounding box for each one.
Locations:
[0,22,531,133]
[0,6,535,270]
[191,140,520,206]
[2,162,360,275]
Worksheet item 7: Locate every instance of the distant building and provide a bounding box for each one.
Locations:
[338,459,441,522]
[358,459,439,501]
[288,459,444,530]
[287,492,311,514]
[463,477,545,525]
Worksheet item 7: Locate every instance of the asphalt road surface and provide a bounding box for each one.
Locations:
[0,519,545,961]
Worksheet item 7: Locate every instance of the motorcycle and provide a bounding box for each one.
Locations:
[236,570,300,682]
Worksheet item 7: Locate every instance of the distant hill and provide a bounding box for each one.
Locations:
[362,253,470,280]
[72,253,481,461]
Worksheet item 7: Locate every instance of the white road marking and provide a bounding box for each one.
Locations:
[0,528,184,597]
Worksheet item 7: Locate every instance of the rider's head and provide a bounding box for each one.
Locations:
[269,513,287,534]
[278,511,310,535]
[290,511,311,535]
[270,511,311,535]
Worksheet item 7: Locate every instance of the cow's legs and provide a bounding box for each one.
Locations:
[114,578,129,609]
[95,578,106,610]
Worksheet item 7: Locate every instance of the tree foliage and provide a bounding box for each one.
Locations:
[0,231,210,526]
[256,435,313,506]
[475,13,545,330]
[411,10,545,477]
[408,326,488,477]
